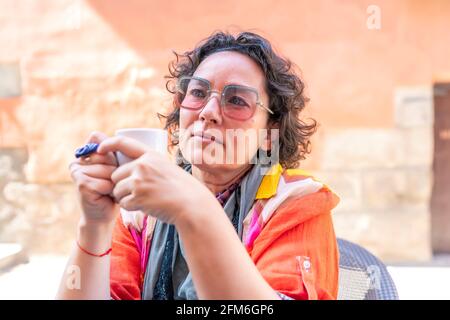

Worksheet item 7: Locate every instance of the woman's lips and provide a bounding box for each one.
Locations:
[191,132,223,144]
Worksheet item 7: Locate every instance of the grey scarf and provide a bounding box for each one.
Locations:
[141,162,270,300]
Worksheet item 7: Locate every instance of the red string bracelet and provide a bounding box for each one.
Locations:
[77,240,112,257]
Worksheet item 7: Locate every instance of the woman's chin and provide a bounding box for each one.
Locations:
[192,162,246,175]
[182,150,241,171]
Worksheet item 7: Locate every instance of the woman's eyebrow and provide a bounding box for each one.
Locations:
[191,75,210,83]
[223,77,262,88]
[218,78,260,89]
[192,75,258,89]
[229,83,257,89]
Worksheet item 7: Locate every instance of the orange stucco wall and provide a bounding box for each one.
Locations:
[1,0,449,175]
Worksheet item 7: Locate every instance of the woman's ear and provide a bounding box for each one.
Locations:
[260,121,280,152]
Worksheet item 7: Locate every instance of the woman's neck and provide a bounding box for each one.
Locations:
[191,164,253,194]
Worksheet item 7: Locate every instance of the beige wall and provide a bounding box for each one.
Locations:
[1,0,449,261]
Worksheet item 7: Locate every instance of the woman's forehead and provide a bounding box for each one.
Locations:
[193,51,265,89]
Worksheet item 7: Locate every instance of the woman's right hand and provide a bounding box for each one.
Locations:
[69,131,119,227]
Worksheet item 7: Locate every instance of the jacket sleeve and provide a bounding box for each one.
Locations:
[110,214,142,300]
[249,191,340,300]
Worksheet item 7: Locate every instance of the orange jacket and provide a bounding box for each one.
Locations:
[110,165,340,300]
[110,214,142,300]
[247,187,339,299]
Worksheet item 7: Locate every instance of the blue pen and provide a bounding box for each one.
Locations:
[75,143,99,158]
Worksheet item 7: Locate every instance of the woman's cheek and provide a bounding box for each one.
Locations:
[222,132,254,165]
[179,108,197,129]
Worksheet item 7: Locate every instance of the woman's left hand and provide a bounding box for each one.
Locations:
[97,136,218,225]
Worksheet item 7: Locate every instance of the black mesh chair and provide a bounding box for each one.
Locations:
[337,238,399,300]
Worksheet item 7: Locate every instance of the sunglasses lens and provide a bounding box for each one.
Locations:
[176,78,209,110]
[222,86,257,120]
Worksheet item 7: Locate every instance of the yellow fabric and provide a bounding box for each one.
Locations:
[255,165,320,200]
[255,164,283,199]
[284,168,312,177]
[284,168,332,191]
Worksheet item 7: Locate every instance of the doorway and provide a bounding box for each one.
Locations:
[431,82,450,254]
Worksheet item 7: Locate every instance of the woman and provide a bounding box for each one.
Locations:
[57,31,340,300]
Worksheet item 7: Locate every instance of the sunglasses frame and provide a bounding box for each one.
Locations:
[176,76,274,120]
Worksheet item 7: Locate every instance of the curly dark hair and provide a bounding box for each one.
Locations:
[159,31,317,169]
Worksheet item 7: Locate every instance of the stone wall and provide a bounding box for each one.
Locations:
[0,147,82,254]
[315,87,434,262]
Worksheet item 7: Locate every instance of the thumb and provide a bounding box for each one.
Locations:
[97,136,149,159]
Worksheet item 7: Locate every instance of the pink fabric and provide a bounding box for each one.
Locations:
[245,206,262,248]
[128,217,150,283]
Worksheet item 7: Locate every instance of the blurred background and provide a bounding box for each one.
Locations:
[0,0,449,299]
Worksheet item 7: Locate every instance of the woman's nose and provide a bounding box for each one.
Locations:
[198,93,222,125]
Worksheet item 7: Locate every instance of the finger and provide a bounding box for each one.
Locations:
[112,176,134,204]
[76,164,117,180]
[119,194,139,212]
[75,131,118,164]
[73,171,115,196]
[78,152,118,167]
[69,160,81,174]
[97,136,149,159]
[110,160,136,184]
